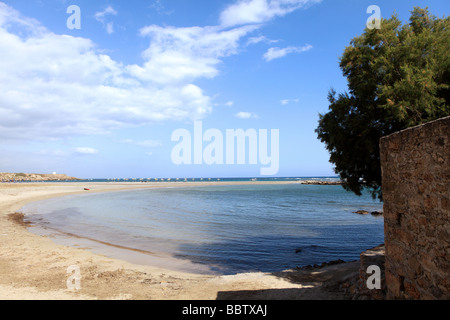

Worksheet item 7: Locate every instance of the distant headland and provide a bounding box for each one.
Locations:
[0,172,80,182]
[299,180,342,185]
[0,173,343,185]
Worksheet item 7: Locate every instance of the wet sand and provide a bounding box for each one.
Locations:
[0,182,360,300]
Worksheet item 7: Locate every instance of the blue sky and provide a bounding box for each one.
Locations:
[0,0,448,179]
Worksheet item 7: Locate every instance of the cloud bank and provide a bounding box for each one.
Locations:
[0,0,318,142]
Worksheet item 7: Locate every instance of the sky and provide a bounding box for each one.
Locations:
[0,0,448,179]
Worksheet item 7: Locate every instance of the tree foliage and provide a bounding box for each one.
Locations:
[316,7,449,200]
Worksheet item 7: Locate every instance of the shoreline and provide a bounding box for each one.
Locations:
[0,181,362,300]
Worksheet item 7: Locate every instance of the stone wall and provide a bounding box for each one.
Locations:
[380,116,450,300]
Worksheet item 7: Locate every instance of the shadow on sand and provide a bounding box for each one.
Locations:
[215,260,361,300]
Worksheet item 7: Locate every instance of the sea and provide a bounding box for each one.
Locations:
[21,177,384,275]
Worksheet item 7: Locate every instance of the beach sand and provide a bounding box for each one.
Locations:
[0,182,361,300]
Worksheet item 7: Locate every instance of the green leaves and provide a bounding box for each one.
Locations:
[316,7,449,200]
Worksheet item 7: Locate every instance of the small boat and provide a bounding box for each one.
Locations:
[84,188,90,191]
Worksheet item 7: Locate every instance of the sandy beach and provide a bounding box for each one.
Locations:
[0,181,362,300]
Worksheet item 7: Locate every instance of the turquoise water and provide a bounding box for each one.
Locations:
[22,183,384,275]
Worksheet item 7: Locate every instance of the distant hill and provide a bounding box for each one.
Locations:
[0,172,80,182]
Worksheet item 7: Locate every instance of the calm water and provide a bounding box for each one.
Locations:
[22,183,384,275]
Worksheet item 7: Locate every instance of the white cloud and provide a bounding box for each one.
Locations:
[213,100,235,107]
[95,6,118,34]
[106,22,114,34]
[235,112,258,119]
[95,6,117,23]
[149,0,173,16]
[263,44,312,61]
[0,2,319,144]
[133,24,258,85]
[220,0,321,27]
[281,98,299,105]
[246,35,278,46]
[74,147,98,155]
[0,3,213,141]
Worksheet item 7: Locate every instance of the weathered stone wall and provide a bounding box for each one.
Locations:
[380,116,450,300]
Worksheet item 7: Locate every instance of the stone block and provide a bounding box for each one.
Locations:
[380,116,450,300]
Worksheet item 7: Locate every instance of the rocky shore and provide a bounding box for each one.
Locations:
[290,245,386,300]
[0,172,80,182]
